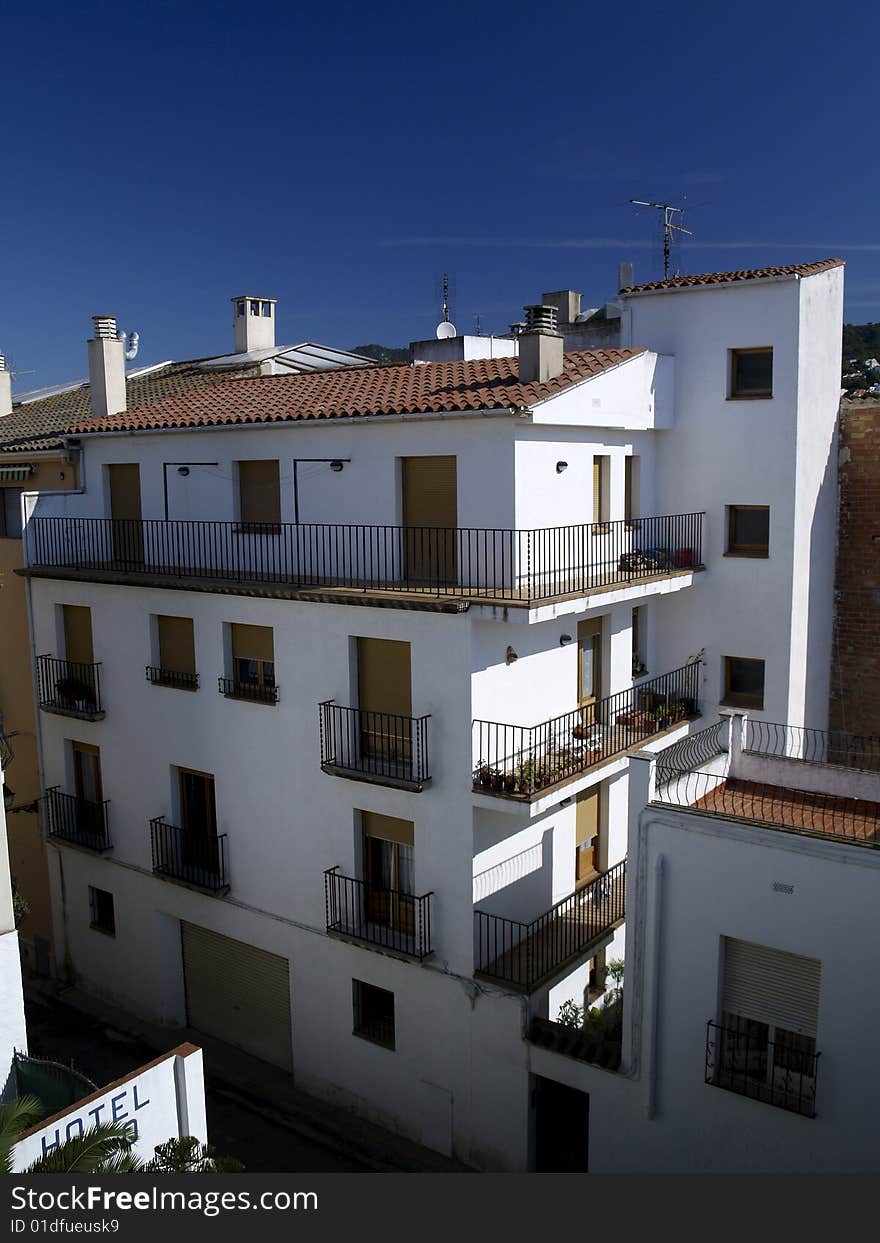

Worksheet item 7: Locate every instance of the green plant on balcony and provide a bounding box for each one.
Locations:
[632,654,648,677]
[55,676,97,710]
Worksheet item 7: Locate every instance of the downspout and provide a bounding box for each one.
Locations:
[645,853,665,1119]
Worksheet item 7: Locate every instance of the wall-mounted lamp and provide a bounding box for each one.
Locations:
[556,461,568,474]
[177,466,190,477]
[559,634,573,646]
[559,797,573,808]
[506,646,518,666]
[330,460,345,473]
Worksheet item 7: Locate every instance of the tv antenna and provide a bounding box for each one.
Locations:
[630,200,693,278]
[435,272,456,339]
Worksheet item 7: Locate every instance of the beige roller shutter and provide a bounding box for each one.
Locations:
[357,637,411,717]
[721,937,821,1036]
[181,923,292,1070]
[362,810,414,847]
[575,787,599,847]
[63,605,94,665]
[231,624,274,662]
[238,460,281,526]
[402,456,457,530]
[108,464,142,522]
[158,616,196,674]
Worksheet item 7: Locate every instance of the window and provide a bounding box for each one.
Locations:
[592,455,610,526]
[722,656,765,710]
[729,347,773,399]
[362,812,415,933]
[632,606,647,676]
[727,506,770,557]
[236,300,246,317]
[237,460,281,530]
[261,301,272,317]
[226,623,276,702]
[0,488,23,538]
[352,979,395,1049]
[250,300,260,316]
[89,886,115,935]
[624,456,639,524]
[575,785,602,887]
[587,949,607,1003]
[151,615,198,689]
[708,937,820,1117]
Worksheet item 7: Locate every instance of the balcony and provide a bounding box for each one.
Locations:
[37,655,104,720]
[324,867,433,961]
[474,859,626,992]
[218,675,279,705]
[474,662,701,802]
[705,1020,818,1118]
[25,513,704,607]
[319,700,431,792]
[150,817,229,893]
[44,787,111,852]
[146,666,199,691]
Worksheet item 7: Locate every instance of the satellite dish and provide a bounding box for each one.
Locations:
[436,320,456,340]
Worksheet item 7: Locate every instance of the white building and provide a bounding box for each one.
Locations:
[20,259,844,1169]
[0,729,28,1100]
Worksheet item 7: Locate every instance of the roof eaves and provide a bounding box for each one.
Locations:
[527,348,648,409]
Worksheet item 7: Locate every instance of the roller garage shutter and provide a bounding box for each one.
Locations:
[181,922,292,1070]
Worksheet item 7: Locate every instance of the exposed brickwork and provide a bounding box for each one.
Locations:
[830,401,880,738]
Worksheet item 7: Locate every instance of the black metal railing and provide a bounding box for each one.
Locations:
[150,817,229,892]
[319,700,431,787]
[705,1020,818,1117]
[26,513,704,603]
[44,787,111,852]
[218,676,279,705]
[474,662,701,798]
[146,666,199,691]
[36,655,103,717]
[474,858,626,991]
[527,1016,622,1072]
[654,766,880,848]
[324,867,433,960]
[743,720,880,772]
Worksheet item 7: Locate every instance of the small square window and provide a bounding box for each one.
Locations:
[89,886,115,936]
[722,656,765,710]
[352,979,395,1049]
[236,300,246,317]
[250,300,260,316]
[727,506,770,557]
[261,301,272,317]
[730,348,773,399]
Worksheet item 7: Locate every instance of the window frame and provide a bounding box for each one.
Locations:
[0,487,24,539]
[721,655,765,710]
[729,347,773,400]
[88,885,115,936]
[726,505,770,559]
[352,979,396,1050]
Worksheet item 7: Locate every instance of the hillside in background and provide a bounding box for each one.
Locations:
[842,323,880,392]
[352,344,409,365]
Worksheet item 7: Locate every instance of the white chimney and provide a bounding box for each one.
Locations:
[88,316,127,419]
[0,355,12,417]
[518,304,564,383]
[232,296,277,354]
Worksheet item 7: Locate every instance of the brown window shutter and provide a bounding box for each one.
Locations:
[362,811,415,847]
[158,616,196,674]
[108,463,142,522]
[63,605,95,666]
[576,786,600,846]
[231,623,274,663]
[357,637,412,717]
[239,460,281,525]
[402,456,457,529]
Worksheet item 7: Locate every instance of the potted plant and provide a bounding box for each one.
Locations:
[504,773,517,793]
[632,654,647,677]
[55,675,97,710]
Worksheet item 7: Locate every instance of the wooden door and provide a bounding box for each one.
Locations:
[357,637,412,768]
[108,464,144,566]
[402,456,457,585]
[179,769,219,878]
[72,743,104,840]
[578,619,602,732]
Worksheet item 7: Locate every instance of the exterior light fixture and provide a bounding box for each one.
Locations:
[560,634,573,646]
[177,466,190,477]
[506,646,518,665]
[330,461,344,473]
[556,461,568,473]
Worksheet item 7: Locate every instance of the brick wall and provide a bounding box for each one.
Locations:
[830,401,880,737]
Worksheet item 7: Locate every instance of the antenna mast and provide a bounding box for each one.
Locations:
[630,200,693,278]
[435,272,457,340]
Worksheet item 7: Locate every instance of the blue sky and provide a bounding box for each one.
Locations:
[1,0,876,391]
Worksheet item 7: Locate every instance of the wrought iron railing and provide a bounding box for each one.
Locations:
[26,513,704,603]
[44,787,111,852]
[324,867,433,960]
[743,720,880,772]
[319,701,431,787]
[527,1015,622,1071]
[218,676,279,704]
[146,666,199,691]
[474,662,701,798]
[474,858,626,991]
[150,817,229,892]
[705,1020,818,1117]
[36,655,103,717]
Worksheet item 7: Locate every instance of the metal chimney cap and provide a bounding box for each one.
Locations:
[0,354,6,372]
[523,304,559,334]
[91,315,118,339]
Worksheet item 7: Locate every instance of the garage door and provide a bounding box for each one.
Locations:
[181,922,292,1071]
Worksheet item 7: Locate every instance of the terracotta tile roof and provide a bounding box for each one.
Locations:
[69,348,645,434]
[0,359,258,455]
[620,258,844,295]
